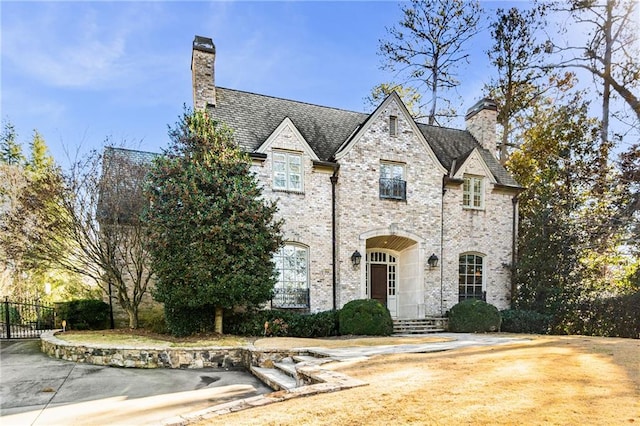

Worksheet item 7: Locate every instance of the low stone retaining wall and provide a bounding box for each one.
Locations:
[40,330,307,370]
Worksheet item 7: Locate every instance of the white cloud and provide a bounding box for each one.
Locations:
[2,2,169,90]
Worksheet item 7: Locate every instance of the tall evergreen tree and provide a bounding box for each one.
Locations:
[485,5,550,163]
[144,110,282,336]
[0,121,25,166]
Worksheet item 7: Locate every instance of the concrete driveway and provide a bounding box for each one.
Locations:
[0,340,270,425]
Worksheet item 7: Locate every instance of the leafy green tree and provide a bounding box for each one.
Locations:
[507,86,624,319]
[0,126,95,302]
[144,110,282,335]
[379,0,482,125]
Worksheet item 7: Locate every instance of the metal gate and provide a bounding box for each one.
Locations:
[1,297,55,339]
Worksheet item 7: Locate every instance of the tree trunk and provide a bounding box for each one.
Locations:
[126,306,139,329]
[214,306,223,334]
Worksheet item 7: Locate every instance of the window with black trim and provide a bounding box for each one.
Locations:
[379,162,406,200]
[273,151,303,192]
[272,244,309,308]
[459,253,485,301]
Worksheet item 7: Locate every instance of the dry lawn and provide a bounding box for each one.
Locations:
[205,335,639,426]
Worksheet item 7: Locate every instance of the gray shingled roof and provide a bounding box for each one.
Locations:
[211,88,519,188]
[417,124,519,188]
[208,87,368,161]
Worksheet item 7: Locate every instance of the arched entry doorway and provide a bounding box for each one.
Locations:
[360,228,424,319]
[367,251,398,316]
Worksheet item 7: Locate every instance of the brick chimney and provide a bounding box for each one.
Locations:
[465,98,498,155]
[191,35,216,111]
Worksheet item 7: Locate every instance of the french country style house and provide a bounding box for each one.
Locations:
[189,36,522,319]
[107,35,522,323]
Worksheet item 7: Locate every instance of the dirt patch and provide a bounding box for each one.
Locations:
[205,335,640,425]
[253,335,452,349]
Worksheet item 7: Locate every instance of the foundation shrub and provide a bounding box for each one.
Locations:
[500,309,552,334]
[338,299,393,336]
[163,304,215,337]
[448,299,501,333]
[56,299,109,330]
[225,309,339,337]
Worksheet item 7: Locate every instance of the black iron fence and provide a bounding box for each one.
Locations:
[271,288,310,309]
[1,297,55,339]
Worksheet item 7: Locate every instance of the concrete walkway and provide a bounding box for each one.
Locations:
[0,334,529,425]
[306,333,529,360]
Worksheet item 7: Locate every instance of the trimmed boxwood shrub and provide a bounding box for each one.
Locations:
[225,309,339,337]
[338,299,393,336]
[500,309,552,334]
[448,299,501,333]
[56,299,109,330]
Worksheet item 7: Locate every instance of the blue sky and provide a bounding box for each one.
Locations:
[1,1,508,165]
[1,1,544,166]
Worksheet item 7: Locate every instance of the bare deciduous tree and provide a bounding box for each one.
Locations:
[2,145,154,328]
[379,0,482,125]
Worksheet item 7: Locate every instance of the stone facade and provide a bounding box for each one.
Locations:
[187,36,521,318]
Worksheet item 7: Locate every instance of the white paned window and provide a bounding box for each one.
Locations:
[273,152,303,192]
[463,176,484,209]
[273,244,309,308]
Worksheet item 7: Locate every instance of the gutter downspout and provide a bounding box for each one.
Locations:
[441,180,446,316]
[330,167,340,311]
[511,194,519,309]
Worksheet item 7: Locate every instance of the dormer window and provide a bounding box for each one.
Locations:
[273,151,303,192]
[463,175,484,209]
[389,116,398,137]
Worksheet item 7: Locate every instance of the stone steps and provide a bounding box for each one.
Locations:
[250,361,298,391]
[393,317,448,334]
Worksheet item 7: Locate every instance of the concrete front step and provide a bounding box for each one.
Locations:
[250,365,298,391]
[393,318,448,334]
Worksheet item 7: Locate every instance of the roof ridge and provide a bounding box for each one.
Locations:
[416,122,470,134]
[106,146,160,156]
[216,87,369,117]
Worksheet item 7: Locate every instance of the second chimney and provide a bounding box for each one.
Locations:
[465,98,498,156]
[191,35,216,111]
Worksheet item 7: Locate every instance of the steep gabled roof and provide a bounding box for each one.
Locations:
[208,87,368,161]
[417,123,519,188]
[202,87,519,189]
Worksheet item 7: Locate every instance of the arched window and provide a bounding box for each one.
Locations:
[272,244,309,308]
[459,253,485,302]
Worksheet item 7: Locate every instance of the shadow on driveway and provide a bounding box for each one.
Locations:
[0,340,270,425]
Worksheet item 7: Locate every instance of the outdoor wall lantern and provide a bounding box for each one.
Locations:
[428,253,439,268]
[351,250,362,267]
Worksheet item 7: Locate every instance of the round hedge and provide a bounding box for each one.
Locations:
[338,299,393,336]
[448,299,501,333]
